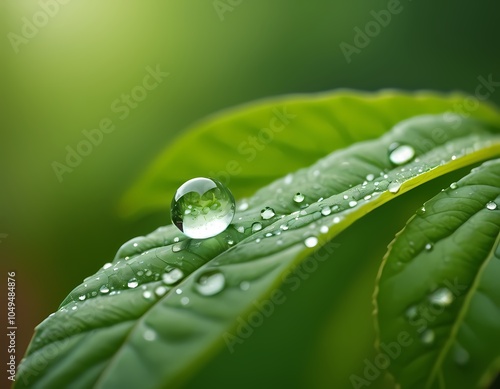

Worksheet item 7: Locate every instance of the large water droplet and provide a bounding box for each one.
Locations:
[388,181,402,193]
[429,287,454,307]
[420,329,435,345]
[162,268,184,285]
[486,201,497,210]
[194,270,225,296]
[171,177,235,239]
[389,143,415,165]
[127,278,139,289]
[261,207,276,220]
[304,236,318,248]
[293,193,305,203]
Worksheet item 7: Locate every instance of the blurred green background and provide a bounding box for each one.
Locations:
[1,0,499,388]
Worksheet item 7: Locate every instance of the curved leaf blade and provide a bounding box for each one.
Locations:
[118,90,500,218]
[374,159,500,388]
[17,110,500,388]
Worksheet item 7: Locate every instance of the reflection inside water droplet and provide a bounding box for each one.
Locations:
[171,177,235,239]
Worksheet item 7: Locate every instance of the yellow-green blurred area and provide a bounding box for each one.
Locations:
[0,1,499,388]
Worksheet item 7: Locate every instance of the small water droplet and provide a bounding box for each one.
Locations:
[405,305,418,320]
[304,236,318,248]
[194,270,225,296]
[486,201,497,210]
[293,193,305,203]
[175,288,182,295]
[265,232,273,238]
[78,295,86,301]
[173,237,180,243]
[227,239,234,245]
[333,216,342,224]
[238,201,249,211]
[103,263,112,270]
[251,222,263,232]
[425,243,433,251]
[280,224,289,231]
[142,290,153,300]
[99,285,110,294]
[146,270,152,277]
[240,281,250,291]
[180,296,190,305]
[364,194,372,200]
[137,270,144,277]
[417,206,426,215]
[155,286,168,297]
[72,305,77,311]
[343,195,349,200]
[172,243,182,253]
[366,173,375,181]
[162,268,184,285]
[320,225,329,234]
[429,287,454,307]
[331,205,339,212]
[133,243,139,248]
[143,329,157,341]
[348,200,357,208]
[261,207,276,220]
[237,226,245,233]
[127,278,139,289]
[171,177,235,239]
[453,343,470,366]
[320,206,331,216]
[389,143,415,165]
[388,181,402,193]
[421,329,435,345]
[284,174,293,185]
[450,182,458,190]
[255,238,261,243]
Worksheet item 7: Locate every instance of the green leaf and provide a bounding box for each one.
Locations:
[374,159,500,389]
[118,90,500,218]
[17,92,500,389]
